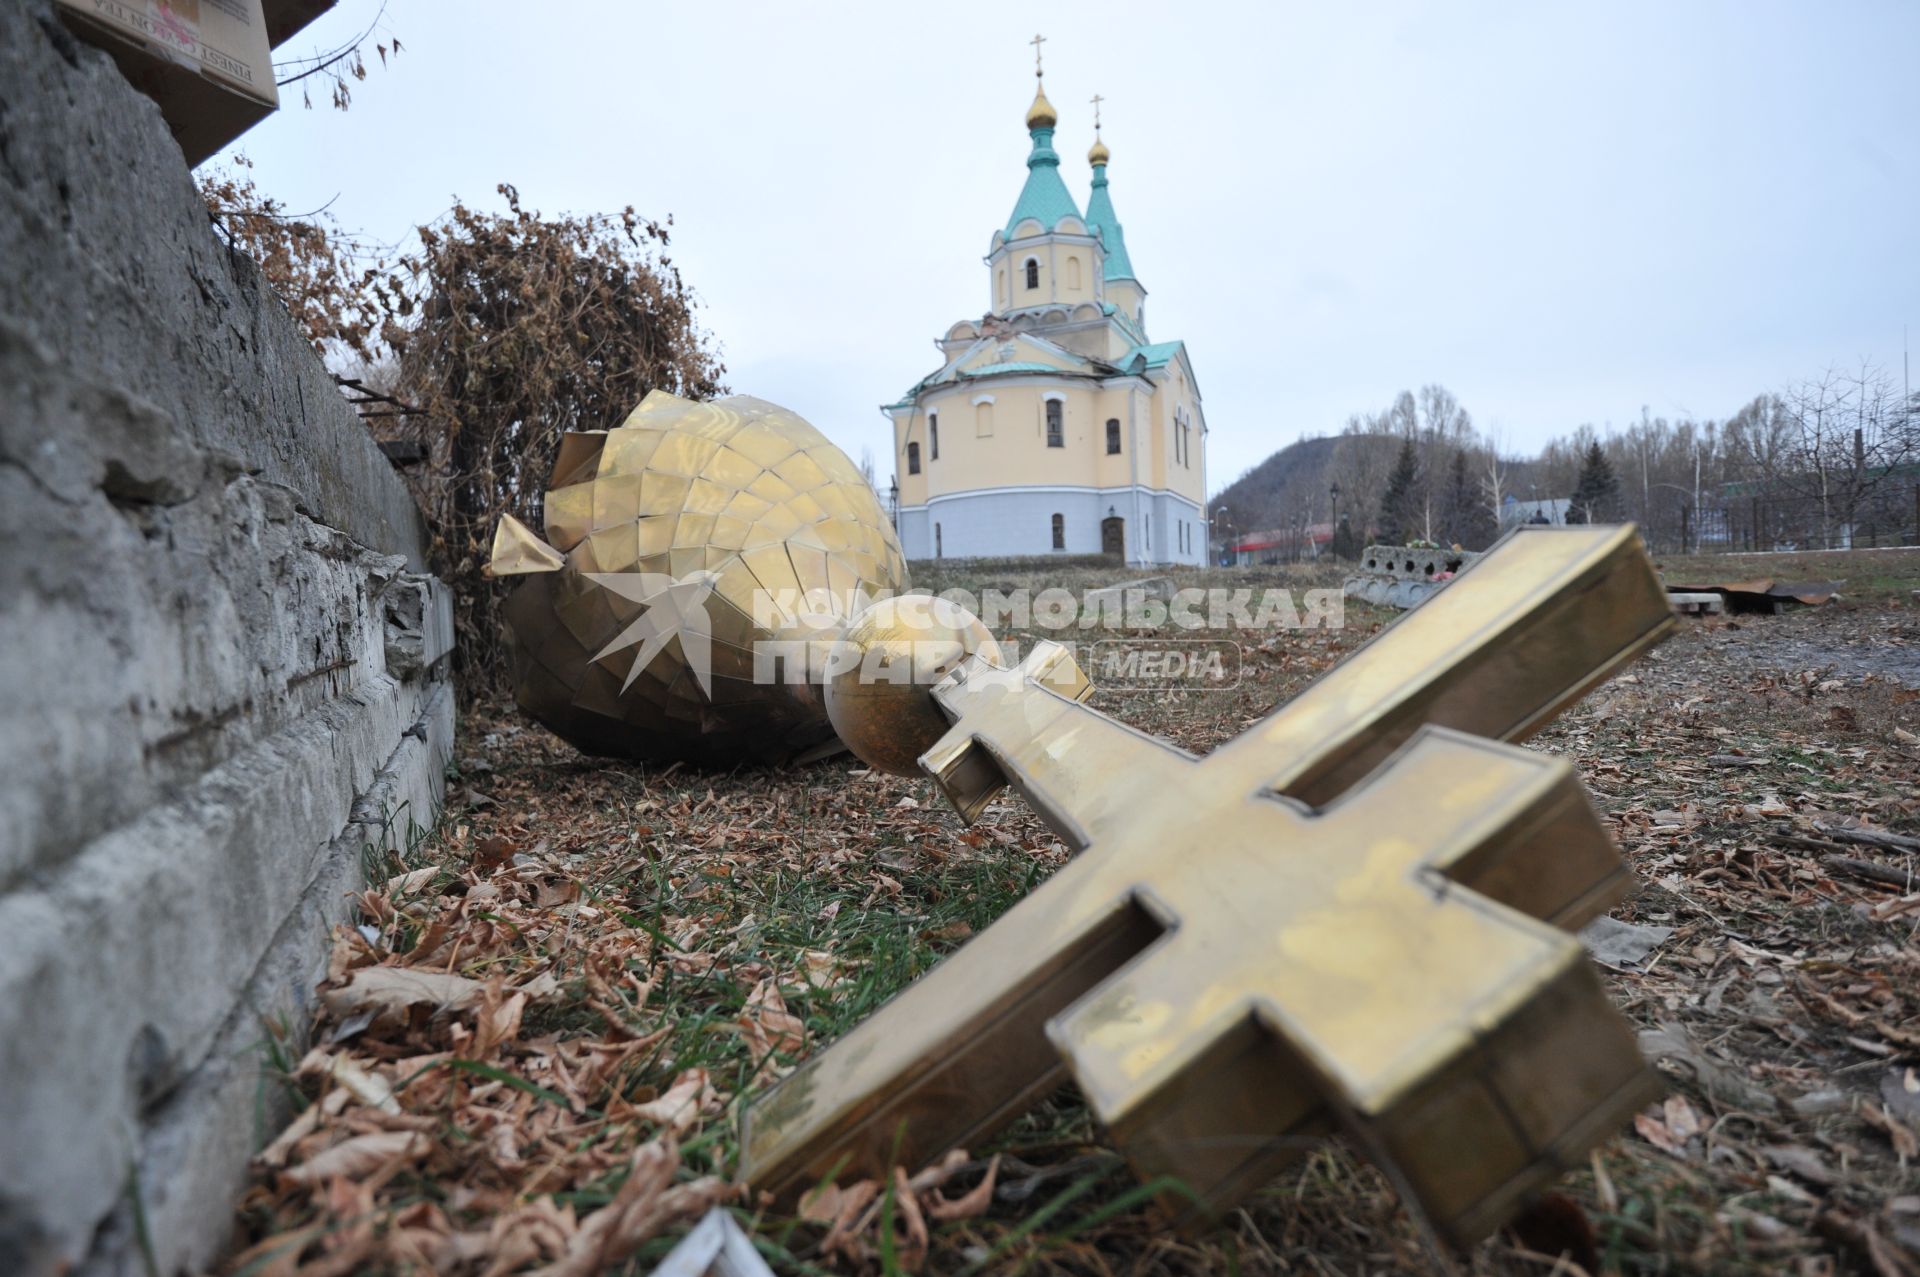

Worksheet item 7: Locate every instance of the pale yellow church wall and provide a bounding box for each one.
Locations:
[990,235,1103,315]
[1106,278,1145,328]
[898,382,1157,497]
[1145,397,1166,491]
[892,411,928,508]
[1040,322,1138,364]
[1091,386,1145,490]
[898,382,1202,508]
[1144,377,1207,505]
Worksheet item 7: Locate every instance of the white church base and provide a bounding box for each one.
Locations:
[897,485,1205,566]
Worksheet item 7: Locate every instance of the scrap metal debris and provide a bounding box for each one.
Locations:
[1665,577,1841,613]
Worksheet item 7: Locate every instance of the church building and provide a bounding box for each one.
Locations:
[885,55,1209,565]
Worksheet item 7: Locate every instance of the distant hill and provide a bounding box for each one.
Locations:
[1210,435,1350,532]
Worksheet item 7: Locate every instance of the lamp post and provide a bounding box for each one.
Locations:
[1651,481,1696,553]
[1328,482,1341,559]
[1211,509,1236,566]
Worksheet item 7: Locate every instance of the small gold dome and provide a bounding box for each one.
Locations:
[1026,82,1057,129]
[824,595,1004,776]
[1088,136,1110,165]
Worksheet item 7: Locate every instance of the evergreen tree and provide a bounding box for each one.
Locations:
[1447,450,1500,548]
[1569,440,1622,524]
[1376,436,1420,544]
[1330,513,1359,560]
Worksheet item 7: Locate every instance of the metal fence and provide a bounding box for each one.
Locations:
[1646,482,1920,555]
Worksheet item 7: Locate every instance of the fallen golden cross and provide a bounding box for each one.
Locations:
[741,526,1674,1245]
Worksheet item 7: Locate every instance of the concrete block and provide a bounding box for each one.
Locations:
[0,3,456,1271]
[1667,592,1725,615]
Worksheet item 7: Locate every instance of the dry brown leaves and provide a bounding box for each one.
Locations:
[226,576,1920,1275]
[798,1151,1002,1269]
[229,833,748,1273]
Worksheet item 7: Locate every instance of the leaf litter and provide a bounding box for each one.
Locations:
[226,556,1920,1274]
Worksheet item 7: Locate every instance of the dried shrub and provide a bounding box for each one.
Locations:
[198,155,389,360]
[198,172,728,693]
[382,186,728,691]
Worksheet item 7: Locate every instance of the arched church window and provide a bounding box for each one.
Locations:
[975,401,994,437]
[1106,419,1121,454]
[906,441,920,475]
[1024,258,1039,290]
[1051,513,1065,550]
[1045,399,1064,447]
[1067,256,1081,289]
[929,413,939,460]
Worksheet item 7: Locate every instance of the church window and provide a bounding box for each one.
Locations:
[1106,419,1121,454]
[1067,256,1081,289]
[975,401,994,437]
[1024,258,1039,290]
[1045,399,1064,447]
[929,413,939,460]
[906,441,920,474]
[935,523,943,558]
[1051,513,1065,550]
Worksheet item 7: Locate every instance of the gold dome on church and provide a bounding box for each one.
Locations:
[1088,136,1110,165]
[1026,82,1057,129]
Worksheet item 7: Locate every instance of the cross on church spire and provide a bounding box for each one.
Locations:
[1090,93,1104,134]
[1030,32,1046,78]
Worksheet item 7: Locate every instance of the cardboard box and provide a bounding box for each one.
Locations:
[56,0,315,165]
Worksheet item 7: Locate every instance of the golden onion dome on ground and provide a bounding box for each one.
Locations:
[490,391,913,766]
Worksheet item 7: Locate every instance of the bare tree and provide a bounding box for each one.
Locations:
[1482,427,1510,531]
[1329,418,1395,542]
[272,1,402,113]
[1728,363,1916,548]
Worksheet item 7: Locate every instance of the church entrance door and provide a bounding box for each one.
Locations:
[1101,516,1125,560]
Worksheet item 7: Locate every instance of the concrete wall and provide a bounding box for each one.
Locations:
[0,5,455,1273]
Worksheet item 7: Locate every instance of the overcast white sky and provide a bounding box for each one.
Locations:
[219,0,1920,494]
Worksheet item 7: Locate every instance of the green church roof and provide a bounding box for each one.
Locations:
[1005,125,1083,237]
[1120,341,1183,371]
[959,361,1083,379]
[1084,161,1137,282]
